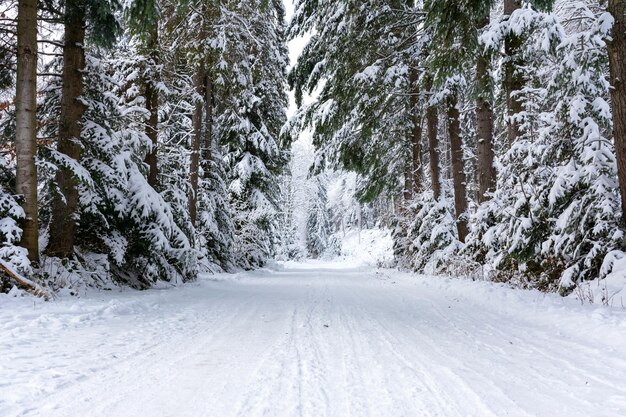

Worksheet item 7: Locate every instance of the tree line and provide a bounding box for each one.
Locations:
[288,0,626,293]
[1,0,290,294]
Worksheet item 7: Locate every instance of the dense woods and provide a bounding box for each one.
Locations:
[288,0,626,294]
[1,0,290,293]
[1,0,626,297]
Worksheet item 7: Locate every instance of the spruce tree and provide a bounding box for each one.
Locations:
[15,0,39,263]
[607,0,626,232]
[47,0,120,258]
[306,177,332,258]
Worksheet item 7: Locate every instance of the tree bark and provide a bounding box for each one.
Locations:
[0,260,50,300]
[425,75,441,201]
[504,0,523,145]
[476,15,496,203]
[403,157,413,203]
[144,23,159,188]
[447,92,468,243]
[15,0,39,264]
[189,62,205,227]
[608,0,626,231]
[409,66,423,194]
[202,72,213,180]
[47,0,86,258]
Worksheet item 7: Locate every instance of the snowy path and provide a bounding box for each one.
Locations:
[2,262,626,417]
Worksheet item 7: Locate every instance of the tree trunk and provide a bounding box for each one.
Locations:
[202,72,213,180]
[189,62,205,227]
[476,15,496,203]
[403,157,413,203]
[608,0,626,231]
[425,75,441,201]
[504,0,523,145]
[0,260,50,300]
[409,67,423,194]
[144,23,159,188]
[47,0,86,258]
[15,0,39,264]
[447,92,468,243]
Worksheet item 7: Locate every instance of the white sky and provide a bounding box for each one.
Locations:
[283,0,312,120]
[284,0,295,20]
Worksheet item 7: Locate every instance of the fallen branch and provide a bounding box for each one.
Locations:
[0,260,51,301]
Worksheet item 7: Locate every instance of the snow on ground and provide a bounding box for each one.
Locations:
[573,252,626,307]
[337,228,394,266]
[2,261,626,417]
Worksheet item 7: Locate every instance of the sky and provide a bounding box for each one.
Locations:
[284,0,295,20]
[284,0,300,119]
[283,0,312,120]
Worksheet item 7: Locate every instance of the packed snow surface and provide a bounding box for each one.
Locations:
[2,261,626,417]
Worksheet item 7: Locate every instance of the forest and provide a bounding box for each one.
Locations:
[3,1,626,416]
[1,0,626,299]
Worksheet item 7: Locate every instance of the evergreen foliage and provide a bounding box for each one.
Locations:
[2,0,626,298]
[306,177,332,258]
[290,0,626,294]
[0,0,289,292]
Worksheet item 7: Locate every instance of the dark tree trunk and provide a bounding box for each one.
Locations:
[476,15,496,203]
[409,67,423,194]
[608,0,626,231]
[202,72,213,180]
[447,92,468,242]
[47,0,86,258]
[504,0,523,145]
[144,23,159,188]
[189,62,206,227]
[425,75,441,201]
[15,0,39,264]
[403,157,413,203]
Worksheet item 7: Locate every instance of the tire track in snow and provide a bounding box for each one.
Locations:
[339,278,503,417]
[233,281,335,417]
[3,263,626,417]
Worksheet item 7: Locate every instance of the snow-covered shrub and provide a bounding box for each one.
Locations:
[306,177,333,258]
[0,159,31,283]
[393,192,461,274]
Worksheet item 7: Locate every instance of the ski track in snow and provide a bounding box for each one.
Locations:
[1,262,626,417]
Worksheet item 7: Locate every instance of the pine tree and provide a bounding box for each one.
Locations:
[607,0,626,232]
[503,0,524,145]
[47,0,120,258]
[125,0,161,188]
[290,0,423,203]
[15,0,39,263]
[466,3,622,291]
[217,0,290,268]
[306,177,332,258]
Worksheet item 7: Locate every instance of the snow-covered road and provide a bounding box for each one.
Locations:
[2,262,626,417]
